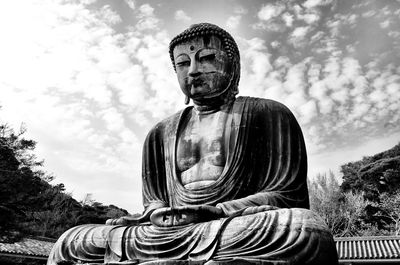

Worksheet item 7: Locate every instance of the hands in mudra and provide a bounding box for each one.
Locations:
[105,211,152,225]
[106,205,225,226]
[150,205,225,227]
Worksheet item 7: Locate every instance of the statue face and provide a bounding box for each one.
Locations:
[173,35,232,101]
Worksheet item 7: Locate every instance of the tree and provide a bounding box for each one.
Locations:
[0,121,129,241]
[339,192,369,236]
[309,171,345,235]
[341,143,400,200]
[338,143,400,236]
[0,111,130,265]
[0,123,52,241]
[373,193,400,235]
[309,171,386,236]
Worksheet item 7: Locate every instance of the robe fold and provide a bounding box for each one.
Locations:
[47,97,338,265]
[143,96,309,212]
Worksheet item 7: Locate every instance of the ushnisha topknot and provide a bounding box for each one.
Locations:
[169,23,241,93]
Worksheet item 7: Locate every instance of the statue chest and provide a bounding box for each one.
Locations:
[176,110,229,189]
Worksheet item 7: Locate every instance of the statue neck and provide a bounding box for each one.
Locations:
[192,92,236,115]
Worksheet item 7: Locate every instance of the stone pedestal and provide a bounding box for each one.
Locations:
[78,259,291,265]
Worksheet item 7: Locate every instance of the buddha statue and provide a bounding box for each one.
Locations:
[48,23,338,265]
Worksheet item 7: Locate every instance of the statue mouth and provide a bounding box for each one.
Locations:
[190,78,204,87]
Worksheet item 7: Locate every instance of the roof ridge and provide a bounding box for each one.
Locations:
[335,236,400,241]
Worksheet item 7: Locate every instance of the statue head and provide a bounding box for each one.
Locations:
[169,23,240,105]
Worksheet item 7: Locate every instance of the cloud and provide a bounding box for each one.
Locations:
[303,0,336,9]
[298,100,318,124]
[136,4,159,31]
[290,26,311,43]
[97,5,122,25]
[282,62,309,116]
[108,65,146,106]
[282,12,294,27]
[252,21,286,32]
[174,10,191,23]
[138,3,153,16]
[362,10,376,18]
[238,27,399,154]
[132,31,182,119]
[124,0,135,10]
[253,1,323,32]
[0,0,173,212]
[233,6,247,15]
[305,55,399,152]
[257,3,286,22]
[226,5,247,30]
[291,3,323,27]
[226,15,241,29]
[238,37,273,96]
[302,12,320,25]
[81,0,97,5]
[380,19,390,29]
[101,107,125,132]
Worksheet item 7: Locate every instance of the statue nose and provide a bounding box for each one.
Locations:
[188,61,201,77]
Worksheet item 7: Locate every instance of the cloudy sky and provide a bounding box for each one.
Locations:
[1,0,399,213]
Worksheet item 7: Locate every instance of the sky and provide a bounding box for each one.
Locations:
[0,0,399,213]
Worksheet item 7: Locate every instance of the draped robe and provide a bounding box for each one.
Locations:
[47,97,338,265]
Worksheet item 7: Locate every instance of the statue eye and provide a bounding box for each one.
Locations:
[199,53,216,62]
[176,60,190,67]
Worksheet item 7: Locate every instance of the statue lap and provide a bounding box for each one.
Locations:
[48,208,337,265]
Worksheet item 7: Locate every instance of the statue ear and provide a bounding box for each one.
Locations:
[232,86,238,95]
[184,95,190,105]
[230,61,239,95]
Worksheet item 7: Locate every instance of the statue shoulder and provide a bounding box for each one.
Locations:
[145,108,189,140]
[238,96,295,117]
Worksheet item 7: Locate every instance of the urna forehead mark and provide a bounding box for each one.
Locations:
[173,37,204,58]
[173,36,224,58]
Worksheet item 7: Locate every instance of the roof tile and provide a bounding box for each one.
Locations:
[335,236,400,260]
[0,238,54,258]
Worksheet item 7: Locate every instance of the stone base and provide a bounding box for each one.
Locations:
[75,258,290,265]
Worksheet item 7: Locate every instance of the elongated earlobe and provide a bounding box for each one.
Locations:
[184,95,190,105]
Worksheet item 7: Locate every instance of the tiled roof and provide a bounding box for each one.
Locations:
[0,237,55,259]
[335,236,400,261]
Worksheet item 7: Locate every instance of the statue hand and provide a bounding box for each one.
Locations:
[150,205,225,227]
[106,209,154,225]
[216,202,279,217]
[241,205,279,215]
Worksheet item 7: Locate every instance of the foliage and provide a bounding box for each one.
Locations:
[340,192,372,236]
[0,122,128,243]
[309,172,371,236]
[0,123,50,241]
[0,256,45,265]
[341,143,400,201]
[309,172,345,235]
[310,143,400,237]
[309,173,392,236]
[373,193,400,235]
